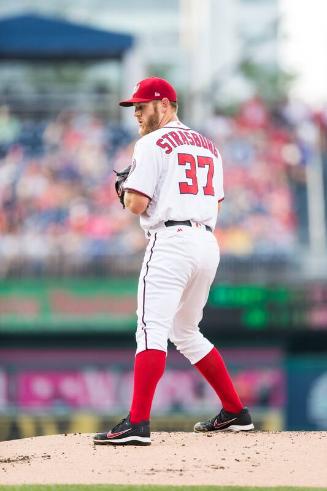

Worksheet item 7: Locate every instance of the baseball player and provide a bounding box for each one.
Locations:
[93,77,253,446]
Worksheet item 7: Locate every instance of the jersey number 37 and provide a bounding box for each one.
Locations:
[178,152,214,196]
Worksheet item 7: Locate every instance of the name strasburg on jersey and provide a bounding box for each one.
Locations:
[156,128,218,158]
[123,121,224,232]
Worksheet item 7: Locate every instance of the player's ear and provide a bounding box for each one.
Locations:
[161,97,170,110]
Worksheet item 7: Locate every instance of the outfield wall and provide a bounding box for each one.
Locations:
[1,278,327,439]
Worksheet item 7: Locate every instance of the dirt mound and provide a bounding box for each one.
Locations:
[0,431,326,487]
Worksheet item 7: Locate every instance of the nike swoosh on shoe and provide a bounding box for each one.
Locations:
[106,428,132,438]
[213,417,238,429]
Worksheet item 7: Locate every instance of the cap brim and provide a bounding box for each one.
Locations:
[119,97,154,107]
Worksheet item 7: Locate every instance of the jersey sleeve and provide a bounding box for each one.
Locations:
[123,137,160,200]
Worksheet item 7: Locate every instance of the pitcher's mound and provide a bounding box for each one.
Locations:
[0,431,326,487]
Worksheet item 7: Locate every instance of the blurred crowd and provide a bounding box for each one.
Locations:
[205,98,319,256]
[0,98,326,276]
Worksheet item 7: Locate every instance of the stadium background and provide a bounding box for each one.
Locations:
[0,0,327,440]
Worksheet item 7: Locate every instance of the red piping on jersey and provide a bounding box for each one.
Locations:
[218,197,224,203]
[142,233,157,349]
[124,187,152,200]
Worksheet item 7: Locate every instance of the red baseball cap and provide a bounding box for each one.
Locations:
[119,77,177,107]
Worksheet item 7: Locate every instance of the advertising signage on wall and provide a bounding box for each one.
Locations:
[1,279,327,332]
[207,283,327,330]
[0,348,284,414]
[0,347,285,439]
[0,279,137,332]
[287,356,327,430]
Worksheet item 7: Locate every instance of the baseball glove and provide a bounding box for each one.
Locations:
[114,165,131,208]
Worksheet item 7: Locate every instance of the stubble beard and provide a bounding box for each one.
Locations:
[139,106,161,136]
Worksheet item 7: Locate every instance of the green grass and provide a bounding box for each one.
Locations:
[0,486,326,491]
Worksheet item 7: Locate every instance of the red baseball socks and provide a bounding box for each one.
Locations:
[194,347,243,413]
[129,346,243,423]
[130,349,166,424]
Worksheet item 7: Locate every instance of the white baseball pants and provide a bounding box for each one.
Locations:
[135,224,220,364]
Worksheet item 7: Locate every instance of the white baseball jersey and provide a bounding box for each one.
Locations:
[124,120,224,232]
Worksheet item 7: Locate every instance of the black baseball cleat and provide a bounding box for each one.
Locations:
[194,407,254,433]
[93,414,151,445]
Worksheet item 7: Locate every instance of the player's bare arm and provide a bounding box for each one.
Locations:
[124,190,149,214]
